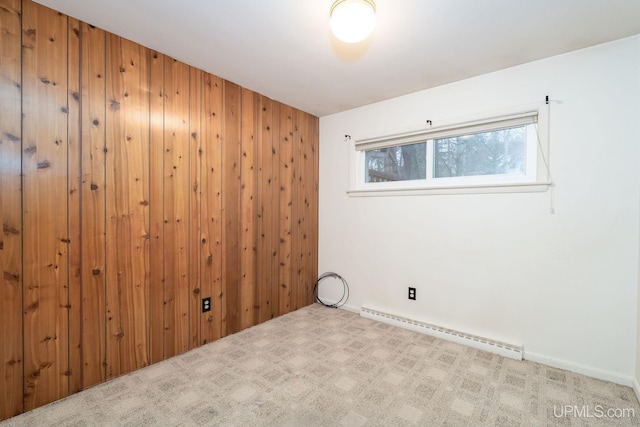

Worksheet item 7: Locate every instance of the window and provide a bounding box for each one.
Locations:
[433,126,526,178]
[351,111,548,195]
[364,142,426,183]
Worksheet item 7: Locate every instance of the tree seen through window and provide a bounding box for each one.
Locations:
[365,142,426,183]
[434,126,526,178]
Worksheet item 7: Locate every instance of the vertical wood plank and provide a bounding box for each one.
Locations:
[67,16,82,395]
[222,80,241,336]
[240,88,257,330]
[162,57,191,358]
[0,0,24,419]
[257,96,274,323]
[270,102,281,319]
[22,1,70,410]
[105,34,150,379]
[309,114,320,306]
[278,104,294,315]
[302,111,317,308]
[189,67,202,349]
[309,117,320,294]
[78,22,107,388]
[201,73,223,344]
[290,110,302,311]
[294,110,308,310]
[148,49,164,364]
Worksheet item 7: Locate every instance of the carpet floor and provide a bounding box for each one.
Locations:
[2,303,639,426]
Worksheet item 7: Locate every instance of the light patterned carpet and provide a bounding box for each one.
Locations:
[2,303,639,426]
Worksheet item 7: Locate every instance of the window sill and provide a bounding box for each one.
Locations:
[347,182,553,197]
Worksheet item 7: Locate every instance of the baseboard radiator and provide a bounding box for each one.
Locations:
[360,306,523,360]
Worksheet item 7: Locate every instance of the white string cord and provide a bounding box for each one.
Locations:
[534,98,555,214]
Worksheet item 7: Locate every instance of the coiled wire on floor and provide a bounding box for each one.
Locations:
[313,272,349,308]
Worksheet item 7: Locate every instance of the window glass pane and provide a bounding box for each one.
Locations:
[434,126,526,178]
[364,142,426,183]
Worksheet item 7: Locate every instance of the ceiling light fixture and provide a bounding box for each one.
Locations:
[330,0,376,44]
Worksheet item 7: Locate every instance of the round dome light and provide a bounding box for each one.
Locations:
[330,0,377,44]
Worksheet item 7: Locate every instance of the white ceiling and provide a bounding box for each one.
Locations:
[36,0,640,117]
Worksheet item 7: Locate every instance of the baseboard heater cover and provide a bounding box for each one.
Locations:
[360,306,523,360]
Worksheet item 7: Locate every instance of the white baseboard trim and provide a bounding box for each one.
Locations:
[525,351,633,387]
[316,301,636,389]
[360,306,522,361]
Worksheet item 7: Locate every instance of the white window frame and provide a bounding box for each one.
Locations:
[348,110,552,196]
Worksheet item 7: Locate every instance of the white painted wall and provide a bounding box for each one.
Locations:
[637,162,640,397]
[319,36,640,385]
[636,212,640,398]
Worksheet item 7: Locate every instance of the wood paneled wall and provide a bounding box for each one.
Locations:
[0,0,319,420]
